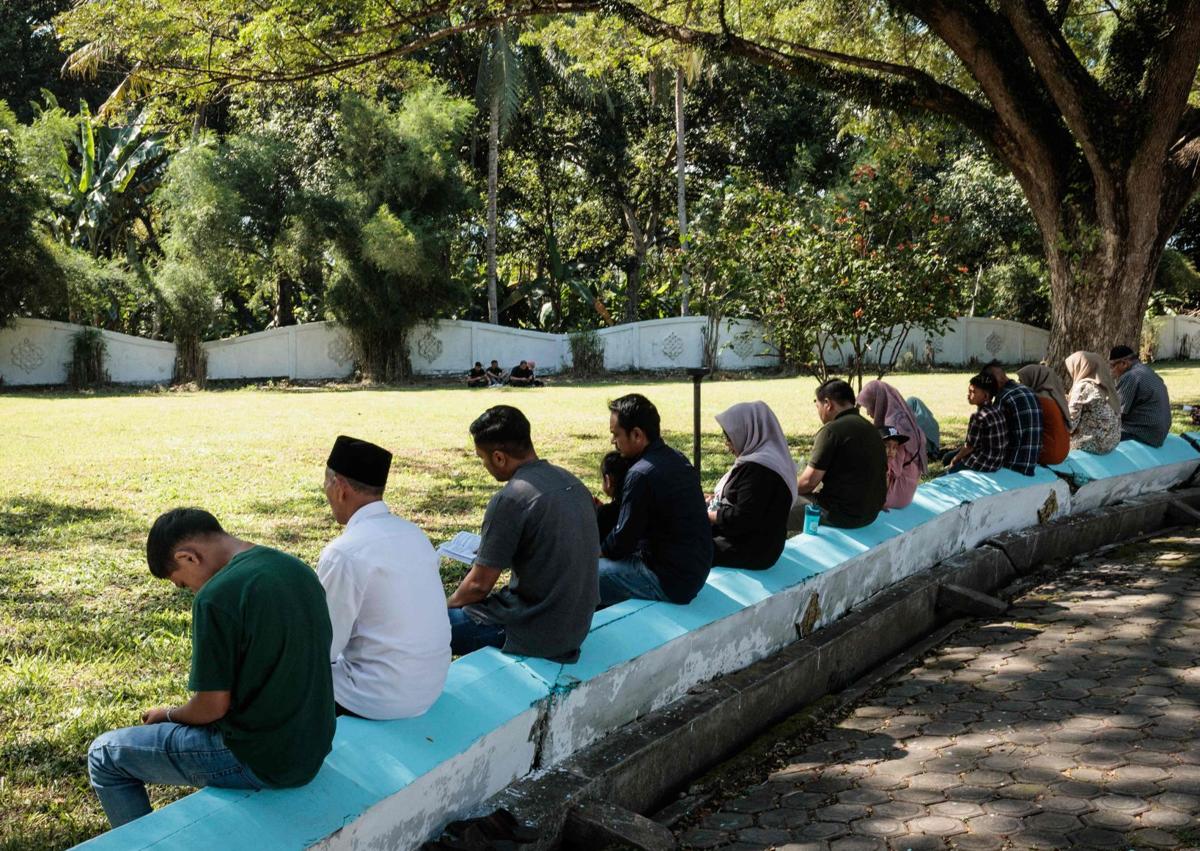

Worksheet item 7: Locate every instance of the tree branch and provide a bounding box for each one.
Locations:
[1134,0,1200,168]
[998,0,1114,177]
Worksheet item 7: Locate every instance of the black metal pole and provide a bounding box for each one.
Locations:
[687,367,709,469]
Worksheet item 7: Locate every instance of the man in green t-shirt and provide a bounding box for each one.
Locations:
[87,508,335,829]
[793,378,888,529]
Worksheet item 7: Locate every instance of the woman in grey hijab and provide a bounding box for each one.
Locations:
[708,401,798,570]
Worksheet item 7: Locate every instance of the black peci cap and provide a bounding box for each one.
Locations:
[327,435,392,488]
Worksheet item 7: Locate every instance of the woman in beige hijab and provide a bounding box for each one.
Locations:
[1064,351,1122,454]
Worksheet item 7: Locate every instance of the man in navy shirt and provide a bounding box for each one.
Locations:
[598,393,713,606]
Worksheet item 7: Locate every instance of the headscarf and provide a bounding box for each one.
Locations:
[857,380,928,474]
[1064,351,1122,417]
[1017,363,1070,423]
[712,401,798,501]
[906,396,941,458]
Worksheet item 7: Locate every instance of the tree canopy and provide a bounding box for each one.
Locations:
[56,0,1200,364]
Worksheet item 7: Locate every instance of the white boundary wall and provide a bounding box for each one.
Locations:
[3,315,1198,387]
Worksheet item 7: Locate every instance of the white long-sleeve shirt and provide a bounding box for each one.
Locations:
[317,501,451,720]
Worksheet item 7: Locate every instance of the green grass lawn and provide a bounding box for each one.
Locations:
[2,366,1199,849]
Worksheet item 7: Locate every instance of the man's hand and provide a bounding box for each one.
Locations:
[141,706,171,724]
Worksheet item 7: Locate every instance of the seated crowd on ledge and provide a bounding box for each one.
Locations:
[86,346,1176,830]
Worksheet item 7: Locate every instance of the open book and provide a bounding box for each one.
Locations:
[436,531,480,565]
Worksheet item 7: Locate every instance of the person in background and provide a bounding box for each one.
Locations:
[87,509,334,829]
[982,360,1043,476]
[906,396,942,461]
[857,380,926,509]
[319,436,450,720]
[446,405,599,662]
[791,379,887,530]
[599,393,713,606]
[1109,345,1172,447]
[466,362,488,387]
[708,401,797,570]
[1065,351,1122,454]
[526,360,546,387]
[944,372,1008,473]
[595,451,633,542]
[1016,364,1071,465]
[508,360,535,387]
[485,360,506,386]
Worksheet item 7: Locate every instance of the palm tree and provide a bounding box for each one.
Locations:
[476,25,525,325]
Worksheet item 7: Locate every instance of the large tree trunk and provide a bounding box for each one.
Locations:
[1043,219,1163,368]
[486,85,500,325]
[274,273,296,327]
[621,201,647,323]
[675,69,690,317]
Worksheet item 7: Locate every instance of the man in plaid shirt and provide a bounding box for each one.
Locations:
[946,373,1008,472]
[984,361,1043,475]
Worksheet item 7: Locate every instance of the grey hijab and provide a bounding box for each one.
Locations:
[713,401,798,500]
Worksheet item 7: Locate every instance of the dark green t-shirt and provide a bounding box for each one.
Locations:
[809,408,887,528]
[189,546,335,787]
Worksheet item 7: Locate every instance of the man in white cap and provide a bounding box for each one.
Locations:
[320,435,451,719]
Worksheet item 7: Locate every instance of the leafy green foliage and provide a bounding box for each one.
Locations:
[37,98,167,261]
[0,108,61,327]
[326,88,476,381]
[705,161,967,388]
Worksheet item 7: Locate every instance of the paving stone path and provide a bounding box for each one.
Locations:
[676,532,1200,850]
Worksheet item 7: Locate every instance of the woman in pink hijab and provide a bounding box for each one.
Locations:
[857,380,927,509]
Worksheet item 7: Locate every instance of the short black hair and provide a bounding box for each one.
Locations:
[815,379,855,406]
[601,450,633,492]
[608,393,661,443]
[490,360,498,365]
[474,361,482,367]
[470,405,534,455]
[146,508,224,579]
[969,372,999,394]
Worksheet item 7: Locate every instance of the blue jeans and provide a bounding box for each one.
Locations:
[597,555,669,607]
[448,607,506,655]
[88,722,263,828]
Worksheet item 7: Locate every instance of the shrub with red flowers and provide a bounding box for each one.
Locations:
[726,161,968,388]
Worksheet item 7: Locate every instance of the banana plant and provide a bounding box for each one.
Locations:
[52,99,167,260]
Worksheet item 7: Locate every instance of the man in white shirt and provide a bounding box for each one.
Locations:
[320,435,451,720]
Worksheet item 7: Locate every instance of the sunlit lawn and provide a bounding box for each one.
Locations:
[2,366,1198,849]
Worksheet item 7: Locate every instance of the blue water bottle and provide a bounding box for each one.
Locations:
[803,504,821,535]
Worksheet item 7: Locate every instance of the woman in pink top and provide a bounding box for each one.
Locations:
[857,379,927,509]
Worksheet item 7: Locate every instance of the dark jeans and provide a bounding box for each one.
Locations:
[448,607,506,656]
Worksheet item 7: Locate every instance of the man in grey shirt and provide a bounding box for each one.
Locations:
[1109,345,1172,447]
[446,405,600,662]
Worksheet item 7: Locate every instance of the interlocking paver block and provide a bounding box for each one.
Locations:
[673,535,1200,850]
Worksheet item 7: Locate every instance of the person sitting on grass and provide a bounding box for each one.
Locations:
[790,379,887,532]
[319,436,450,720]
[595,450,633,542]
[599,393,713,606]
[485,360,506,386]
[982,359,1043,476]
[1017,364,1071,466]
[1065,351,1122,455]
[466,362,489,387]
[87,509,334,829]
[1109,344,1172,448]
[446,405,599,662]
[507,360,535,387]
[944,372,1008,473]
[708,401,797,570]
[878,425,914,500]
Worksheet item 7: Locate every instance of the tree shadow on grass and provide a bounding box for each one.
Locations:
[0,497,135,543]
